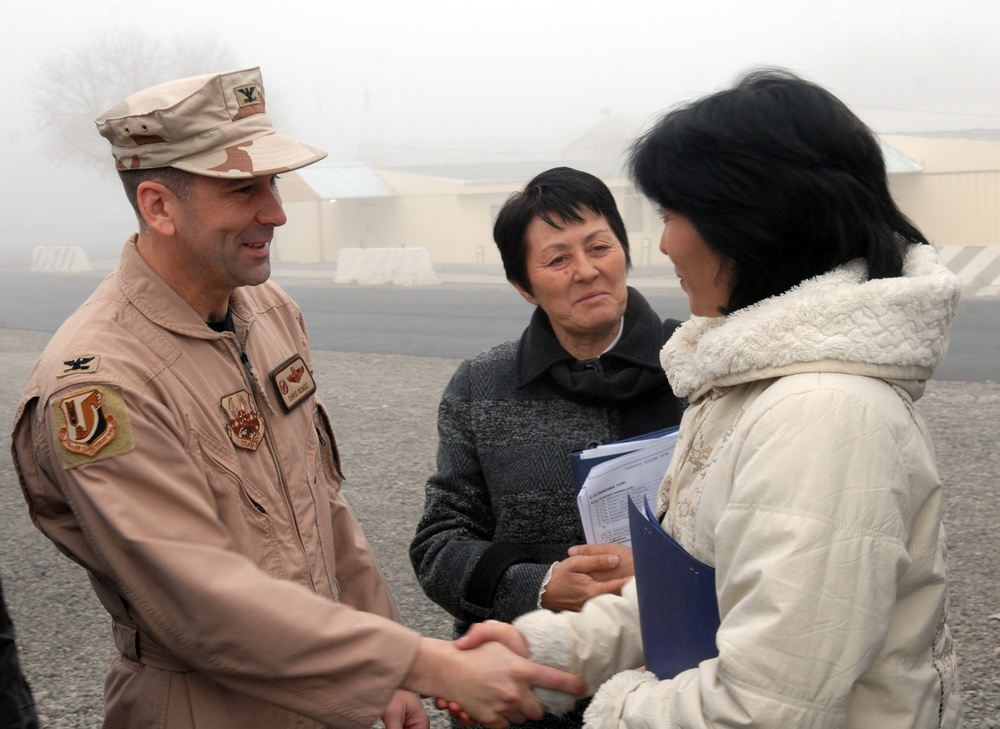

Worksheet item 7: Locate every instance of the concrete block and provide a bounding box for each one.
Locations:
[335,248,442,286]
[31,246,93,273]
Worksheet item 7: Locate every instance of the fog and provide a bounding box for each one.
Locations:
[3,0,999,264]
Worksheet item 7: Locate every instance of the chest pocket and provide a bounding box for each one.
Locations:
[292,402,346,600]
[311,402,344,491]
[193,427,286,580]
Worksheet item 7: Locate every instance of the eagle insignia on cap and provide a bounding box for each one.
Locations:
[233,84,261,108]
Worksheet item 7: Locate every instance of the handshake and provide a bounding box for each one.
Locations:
[396,544,632,729]
[405,620,586,729]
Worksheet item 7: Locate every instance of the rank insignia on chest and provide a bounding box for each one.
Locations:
[269,354,316,412]
[220,389,266,451]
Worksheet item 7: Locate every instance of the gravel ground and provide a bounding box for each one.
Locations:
[1,327,997,728]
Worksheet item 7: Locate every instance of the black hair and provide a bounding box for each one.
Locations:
[629,68,927,313]
[493,166,631,293]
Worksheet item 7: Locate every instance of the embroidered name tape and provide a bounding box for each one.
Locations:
[269,354,316,412]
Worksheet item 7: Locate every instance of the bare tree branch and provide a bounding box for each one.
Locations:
[32,31,237,169]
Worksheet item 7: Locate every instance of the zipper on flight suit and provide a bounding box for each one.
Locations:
[225,329,317,591]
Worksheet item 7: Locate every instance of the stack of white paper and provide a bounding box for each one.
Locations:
[573,429,679,546]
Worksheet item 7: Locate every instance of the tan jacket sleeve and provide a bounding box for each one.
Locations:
[14,382,421,728]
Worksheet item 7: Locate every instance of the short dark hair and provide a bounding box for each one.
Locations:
[493,166,631,293]
[629,68,927,313]
[117,167,194,230]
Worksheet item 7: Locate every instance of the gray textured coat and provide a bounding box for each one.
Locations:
[410,288,683,729]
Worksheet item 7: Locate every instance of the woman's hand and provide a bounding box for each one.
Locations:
[404,637,587,729]
[541,543,634,612]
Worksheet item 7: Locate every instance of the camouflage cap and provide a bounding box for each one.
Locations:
[95,67,326,178]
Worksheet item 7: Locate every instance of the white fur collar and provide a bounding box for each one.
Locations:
[661,245,961,400]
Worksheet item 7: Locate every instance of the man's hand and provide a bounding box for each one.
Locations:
[541,543,634,612]
[443,621,534,726]
[454,620,531,655]
[381,690,429,729]
[404,637,587,729]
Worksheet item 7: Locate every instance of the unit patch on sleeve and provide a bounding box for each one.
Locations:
[220,389,266,451]
[51,385,134,470]
[269,354,317,412]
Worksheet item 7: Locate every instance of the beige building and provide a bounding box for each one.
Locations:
[883,133,1000,247]
[273,163,396,264]
[273,126,1000,268]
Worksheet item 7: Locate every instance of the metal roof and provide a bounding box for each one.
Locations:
[880,141,923,174]
[382,158,629,184]
[294,164,397,199]
[383,146,921,183]
[297,142,920,194]
[887,129,1000,142]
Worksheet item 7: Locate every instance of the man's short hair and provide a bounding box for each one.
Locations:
[117,168,193,230]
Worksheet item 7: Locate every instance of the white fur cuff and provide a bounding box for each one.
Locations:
[583,669,657,729]
[513,609,578,715]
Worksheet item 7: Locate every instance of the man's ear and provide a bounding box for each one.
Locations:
[136,181,179,237]
[510,280,538,306]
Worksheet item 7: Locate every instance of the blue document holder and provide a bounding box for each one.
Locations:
[628,496,720,679]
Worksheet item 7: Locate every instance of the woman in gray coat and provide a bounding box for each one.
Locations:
[410,167,684,729]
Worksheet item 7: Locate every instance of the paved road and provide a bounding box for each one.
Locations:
[0,269,997,381]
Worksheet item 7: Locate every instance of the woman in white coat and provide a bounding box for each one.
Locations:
[449,68,963,729]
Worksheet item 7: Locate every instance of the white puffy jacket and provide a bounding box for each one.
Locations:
[515,244,963,729]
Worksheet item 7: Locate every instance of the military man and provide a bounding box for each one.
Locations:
[11,67,583,729]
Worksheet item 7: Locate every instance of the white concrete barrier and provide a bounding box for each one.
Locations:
[31,246,93,273]
[937,244,1000,298]
[335,247,442,286]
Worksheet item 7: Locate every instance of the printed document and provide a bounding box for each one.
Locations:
[575,429,679,546]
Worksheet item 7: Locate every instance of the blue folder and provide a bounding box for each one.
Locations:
[627,496,720,679]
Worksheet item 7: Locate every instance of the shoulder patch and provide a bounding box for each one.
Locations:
[51,385,134,469]
[59,355,101,377]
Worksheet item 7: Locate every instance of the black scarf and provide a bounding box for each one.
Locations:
[516,288,682,438]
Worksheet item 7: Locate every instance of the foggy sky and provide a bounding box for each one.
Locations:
[3,0,999,263]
